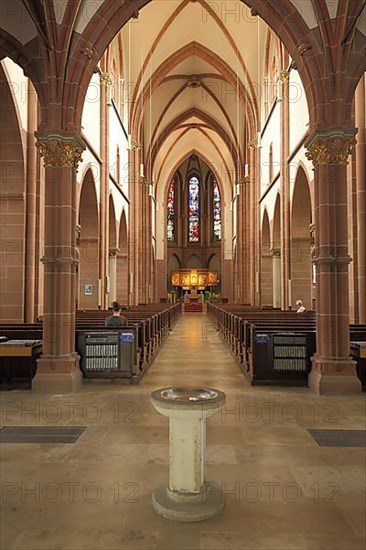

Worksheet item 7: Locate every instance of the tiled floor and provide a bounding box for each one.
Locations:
[1,313,365,550]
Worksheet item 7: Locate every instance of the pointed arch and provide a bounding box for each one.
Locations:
[261,209,273,306]
[291,166,312,309]
[272,194,282,308]
[78,169,99,309]
[0,61,26,322]
[117,209,128,306]
[148,107,237,177]
[186,254,203,269]
[108,194,117,250]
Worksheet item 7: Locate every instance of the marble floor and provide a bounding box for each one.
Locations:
[1,313,365,550]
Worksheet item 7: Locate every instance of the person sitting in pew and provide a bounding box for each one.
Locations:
[105,302,128,327]
[295,300,306,313]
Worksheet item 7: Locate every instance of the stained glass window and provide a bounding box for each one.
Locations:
[188,176,200,242]
[213,180,221,241]
[167,180,175,241]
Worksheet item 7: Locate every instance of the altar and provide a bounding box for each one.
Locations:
[171,269,218,313]
[183,289,204,312]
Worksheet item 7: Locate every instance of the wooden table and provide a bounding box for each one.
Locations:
[0,340,42,388]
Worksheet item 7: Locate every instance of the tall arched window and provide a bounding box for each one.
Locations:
[188,176,200,242]
[213,180,221,241]
[167,180,175,241]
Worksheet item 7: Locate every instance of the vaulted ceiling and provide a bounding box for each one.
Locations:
[118,1,270,186]
[1,0,365,188]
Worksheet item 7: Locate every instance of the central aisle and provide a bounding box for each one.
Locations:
[142,311,245,389]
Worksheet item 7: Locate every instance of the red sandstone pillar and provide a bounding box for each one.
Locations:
[138,178,150,304]
[25,80,38,322]
[280,70,291,310]
[128,146,140,306]
[248,143,260,306]
[271,248,281,308]
[32,134,84,392]
[355,77,366,323]
[99,73,111,310]
[306,129,361,394]
[243,173,251,304]
[109,248,119,304]
[238,181,247,303]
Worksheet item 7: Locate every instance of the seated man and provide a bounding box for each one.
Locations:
[105,301,128,327]
[295,300,306,313]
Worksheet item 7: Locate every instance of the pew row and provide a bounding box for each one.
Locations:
[207,303,366,387]
[0,303,182,386]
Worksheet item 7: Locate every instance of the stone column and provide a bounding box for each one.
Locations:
[310,223,316,310]
[271,248,281,308]
[129,145,140,306]
[25,80,38,322]
[75,224,81,310]
[243,173,251,304]
[32,134,84,392]
[355,77,366,323]
[234,178,246,303]
[248,142,260,306]
[99,72,111,309]
[138,177,150,304]
[305,129,361,394]
[109,248,119,304]
[280,70,291,310]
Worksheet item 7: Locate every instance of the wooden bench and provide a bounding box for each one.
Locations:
[0,303,182,384]
[207,303,366,387]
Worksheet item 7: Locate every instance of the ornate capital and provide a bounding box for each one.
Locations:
[305,130,356,167]
[139,176,153,186]
[100,72,113,86]
[249,138,261,149]
[109,248,120,258]
[278,70,290,83]
[36,134,84,169]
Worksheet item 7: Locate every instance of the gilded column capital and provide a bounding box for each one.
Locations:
[278,70,290,83]
[100,72,113,86]
[305,130,356,167]
[36,134,84,169]
[249,138,261,149]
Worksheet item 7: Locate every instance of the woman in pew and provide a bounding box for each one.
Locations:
[295,300,306,313]
[105,302,128,327]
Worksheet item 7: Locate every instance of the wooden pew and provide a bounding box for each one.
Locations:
[207,303,366,387]
[0,303,182,384]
